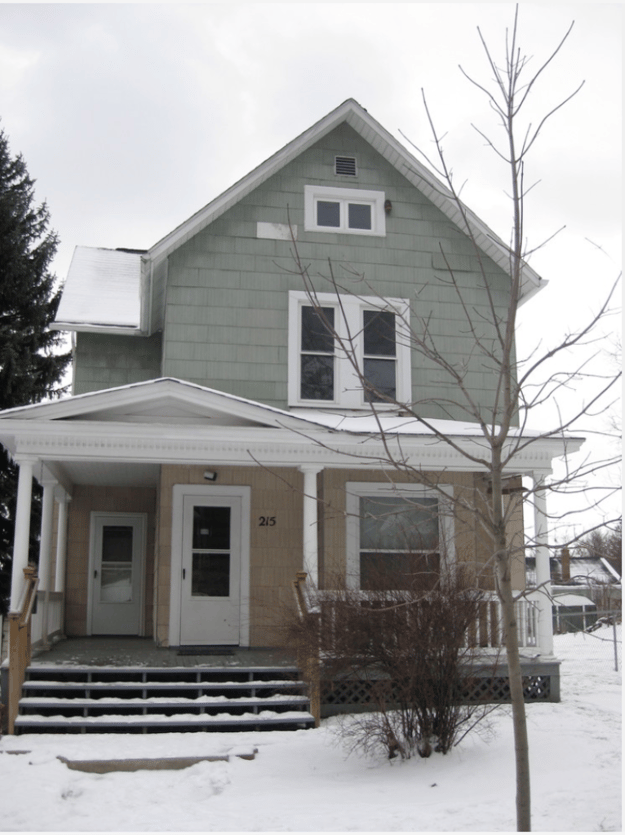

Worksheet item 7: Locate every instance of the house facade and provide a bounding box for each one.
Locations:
[0,100,580,659]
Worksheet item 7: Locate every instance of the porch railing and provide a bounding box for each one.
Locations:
[293,572,541,657]
[5,566,39,734]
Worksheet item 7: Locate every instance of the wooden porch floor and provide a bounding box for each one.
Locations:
[30,637,298,669]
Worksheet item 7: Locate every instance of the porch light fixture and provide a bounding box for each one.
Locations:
[384,199,392,213]
[203,470,218,482]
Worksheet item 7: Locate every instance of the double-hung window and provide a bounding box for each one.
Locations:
[304,186,386,236]
[288,291,410,408]
[346,484,454,591]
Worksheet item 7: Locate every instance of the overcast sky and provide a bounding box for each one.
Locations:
[0,2,622,534]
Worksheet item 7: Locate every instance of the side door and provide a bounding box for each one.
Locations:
[89,513,146,635]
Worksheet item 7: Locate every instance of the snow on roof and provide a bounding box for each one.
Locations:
[568,557,621,583]
[552,593,597,608]
[53,246,143,331]
[289,408,543,438]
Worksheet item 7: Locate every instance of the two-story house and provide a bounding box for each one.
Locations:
[0,100,579,714]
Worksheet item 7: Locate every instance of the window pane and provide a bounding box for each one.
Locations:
[360,552,440,591]
[192,507,231,550]
[360,496,438,551]
[101,526,133,564]
[317,201,341,227]
[301,355,334,400]
[364,358,396,402]
[301,306,334,353]
[348,203,372,230]
[192,553,230,597]
[363,310,396,356]
[100,566,132,603]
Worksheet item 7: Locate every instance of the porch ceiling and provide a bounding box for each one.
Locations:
[51,460,161,487]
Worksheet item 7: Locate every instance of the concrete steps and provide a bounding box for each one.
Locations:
[15,665,316,734]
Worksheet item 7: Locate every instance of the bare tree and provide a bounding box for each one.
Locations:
[285,10,620,832]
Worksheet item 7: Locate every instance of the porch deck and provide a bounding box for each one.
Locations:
[29,637,298,669]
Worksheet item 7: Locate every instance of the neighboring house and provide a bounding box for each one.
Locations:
[0,100,581,666]
[527,550,621,632]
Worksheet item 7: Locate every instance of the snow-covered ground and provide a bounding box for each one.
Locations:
[0,627,621,832]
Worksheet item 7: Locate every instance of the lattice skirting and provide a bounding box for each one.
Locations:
[320,660,560,716]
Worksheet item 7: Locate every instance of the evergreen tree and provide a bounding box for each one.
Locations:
[0,125,71,614]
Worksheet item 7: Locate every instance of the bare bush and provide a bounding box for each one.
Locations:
[289,562,500,760]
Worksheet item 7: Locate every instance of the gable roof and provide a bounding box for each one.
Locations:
[148,98,544,301]
[52,99,545,335]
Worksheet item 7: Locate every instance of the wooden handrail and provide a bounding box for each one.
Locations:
[6,566,38,734]
[292,571,320,727]
[292,570,309,618]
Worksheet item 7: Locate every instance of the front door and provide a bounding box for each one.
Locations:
[179,495,242,645]
[90,513,145,635]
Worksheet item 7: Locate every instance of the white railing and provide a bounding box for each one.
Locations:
[308,588,541,652]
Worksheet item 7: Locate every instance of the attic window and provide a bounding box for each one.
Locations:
[335,156,357,176]
[304,186,386,236]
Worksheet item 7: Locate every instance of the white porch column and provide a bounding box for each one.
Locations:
[9,455,38,611]
[54,492,70,594]
[533,473,554,655]
[38,478,56,593]
[38,477,57,647]
[300,466,322,586]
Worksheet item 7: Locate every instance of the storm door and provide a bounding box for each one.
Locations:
[179,495,242,645]
[90,514,145,635]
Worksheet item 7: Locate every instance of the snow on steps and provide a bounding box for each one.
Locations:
[15,665,316,734]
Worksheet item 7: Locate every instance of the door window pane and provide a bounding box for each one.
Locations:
[100,567,133,602]
[100,526,133,603]
[101,526,133,563]
[192,507,230,550]
[192,553,230,597]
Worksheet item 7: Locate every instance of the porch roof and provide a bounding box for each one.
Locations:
[0,378,583,490]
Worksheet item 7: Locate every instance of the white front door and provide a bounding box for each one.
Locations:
[179,495,242,645]
[90,513,145,635]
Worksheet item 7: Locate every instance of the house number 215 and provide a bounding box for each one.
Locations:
[258,516,276,526]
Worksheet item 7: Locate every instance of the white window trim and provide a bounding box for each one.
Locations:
[345,482,456,591]
[304,185,386,236]
[288,291,411,409]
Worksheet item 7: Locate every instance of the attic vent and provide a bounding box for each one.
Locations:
[335,156,357,176]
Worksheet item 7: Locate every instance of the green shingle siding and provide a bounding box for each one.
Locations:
[155,124,517,420]
[73,333,162,395]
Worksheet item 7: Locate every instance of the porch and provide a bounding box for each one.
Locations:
[26,635,298,669]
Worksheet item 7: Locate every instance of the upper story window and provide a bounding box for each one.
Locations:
[288,291,410,409]
[304,186,386,236]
